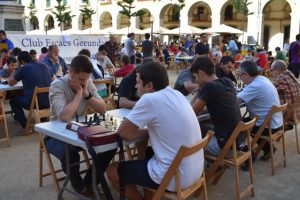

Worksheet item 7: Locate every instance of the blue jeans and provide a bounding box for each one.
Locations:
[206,136,221,156]
[9,96,31,128]
[44,137,116,192]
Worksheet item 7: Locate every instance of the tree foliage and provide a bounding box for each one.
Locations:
[52,0,75,28]
[232,0,254,17]
[117,0,145,21]
[173,0,185,16]
[79,0,96,26]
[27,3,39,29]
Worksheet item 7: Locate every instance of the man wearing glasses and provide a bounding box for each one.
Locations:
[237,60,283,162]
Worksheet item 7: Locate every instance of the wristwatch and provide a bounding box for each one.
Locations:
[84,92,92,100]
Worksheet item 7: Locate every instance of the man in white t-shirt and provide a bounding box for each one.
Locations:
[107,61,203,200]
[237,60,283,162]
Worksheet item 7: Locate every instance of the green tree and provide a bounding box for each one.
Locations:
[117,0,145,33]
[232,0,254,44]
[173,0,185,36]
[79,0,96,27]
[27,3,39,30]
[52,0,75,34]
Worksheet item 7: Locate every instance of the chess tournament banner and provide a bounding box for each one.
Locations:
[9,34,109,64]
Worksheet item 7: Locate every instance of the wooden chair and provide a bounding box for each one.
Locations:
[39,135,91,194]
[145,131,214,200]
[205,117,257,200]
[284,95,300,154]
[0,91,9,146]
[32,88,91,193]
[24,87,50,135]
[251,104,288,175]
[93,79,116,111]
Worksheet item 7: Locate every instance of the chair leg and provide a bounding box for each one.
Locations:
[282,134,287,167]
[248,155,255,197]
[39,141,43,187]
[202,177,208,200]
[82,150,91,168]
[234,166,241,200]
[295,124,300,154]
[24,112,32,136]
[269,142,275,175]
[3,117,9,147]
[43,145,61,194]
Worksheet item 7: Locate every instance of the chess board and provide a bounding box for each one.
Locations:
[69,112,125,132]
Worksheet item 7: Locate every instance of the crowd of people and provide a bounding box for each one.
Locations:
[1,28,300,199]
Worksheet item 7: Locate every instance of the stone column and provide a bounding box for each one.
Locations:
[290,12,300,43]
[0,0,25,33]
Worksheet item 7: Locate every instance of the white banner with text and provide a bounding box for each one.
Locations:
[9,35,109,63]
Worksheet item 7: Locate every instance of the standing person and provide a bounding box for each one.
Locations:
[45,55,116,195]
[237,60,283,162]
[227,36,238,57]
[107,61,203,200]
[8,51,51,131]
[289,34,300,78]
[42,44,68,78]
[283,38,290,56]
[275,47,286,61]
[29,49,38,61]
[104,35,118,66]
[125,33,136,64]
[0,30,14,51]
[141,33,153,59]
[39,47,48,61]
[195,34,209,56]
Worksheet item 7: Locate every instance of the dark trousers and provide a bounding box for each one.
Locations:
[290,63,300,78]
[9,96,31,128]
[251,125,281,154]
[130,55,135,64]
[44,137,116,192]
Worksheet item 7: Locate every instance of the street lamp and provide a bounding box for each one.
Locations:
[150,15,154,42]
[45,21,49,35]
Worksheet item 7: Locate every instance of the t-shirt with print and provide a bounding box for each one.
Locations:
[14,61,51,106]
[238,75,283,129]
[49,75,100,121]
[126,86,203,191]
[198,78,243,148]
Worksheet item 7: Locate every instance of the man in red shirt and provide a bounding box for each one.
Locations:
[254,48,268,70]
[110,55,135,77]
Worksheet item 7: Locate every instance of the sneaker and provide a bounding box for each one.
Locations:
[259,146,277,161]
[284,123,294,131]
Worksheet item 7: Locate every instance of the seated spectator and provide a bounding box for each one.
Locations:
[237,60,283,162]
[29,49,38,61]
[188,45,195,56]
[38,47,48,61]
[93,45,115,73]
[215,56,237,84]
[271,60,300,129]
[253,48,268,70]
[0,48,9,68]
[245,50,253,60]
[45,55,116,195]
[107,61,203,200]
[0,56,17,80]
[174,47,188,64]
[191,56,244,155]
[275,47,286,61]
[11,47,22,58]
[212,45,222,64]
[0,30,14,51]
[174,68,198,96]
[42,44,68,78]
[78,49,91,58]
[110,55,135,77]
[162,46,171,65]
[234,50,242,68]
[169,42,178,55]
[8,51,52,132]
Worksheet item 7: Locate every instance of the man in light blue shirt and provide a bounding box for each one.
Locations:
[227,36,238,57]
[237,60,283,161]
[125,33,136,64]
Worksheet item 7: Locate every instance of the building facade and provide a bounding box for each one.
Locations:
[19,0,300,51]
